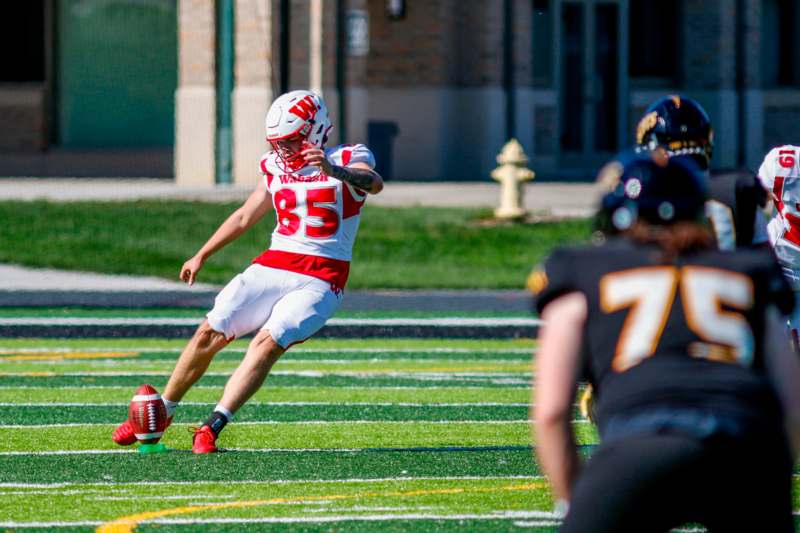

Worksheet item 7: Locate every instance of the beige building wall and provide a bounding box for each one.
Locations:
[175,0,216,187]
[233,0,273,187]
[168,0,800,183]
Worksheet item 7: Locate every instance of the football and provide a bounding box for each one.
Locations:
[128,384,168,444]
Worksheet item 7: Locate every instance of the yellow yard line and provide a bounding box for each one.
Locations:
[0,352,138,362]
[96,481,546,533]
[0,372,55,377]
[410,366,524,373]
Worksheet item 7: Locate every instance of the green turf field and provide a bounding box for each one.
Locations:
[0,338,796,532]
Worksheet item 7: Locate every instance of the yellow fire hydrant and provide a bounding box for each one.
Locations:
[491,139,535,220]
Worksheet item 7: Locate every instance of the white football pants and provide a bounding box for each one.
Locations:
[206,264,342,348]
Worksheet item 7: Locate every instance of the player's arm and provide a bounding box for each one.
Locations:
[302,147,384,194]
[533,291,587,506]
[327,162,384,194]
[180,182,273,285]
[764,307,800,459]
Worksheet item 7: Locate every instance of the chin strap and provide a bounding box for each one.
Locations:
[271,140,319,173]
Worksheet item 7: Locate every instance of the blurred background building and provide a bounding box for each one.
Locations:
[1,0,799,184]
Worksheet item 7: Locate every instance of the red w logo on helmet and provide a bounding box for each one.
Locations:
[289,96,318,120]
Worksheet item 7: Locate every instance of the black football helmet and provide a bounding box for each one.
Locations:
[596,149,709,233]
[635,95,713,170]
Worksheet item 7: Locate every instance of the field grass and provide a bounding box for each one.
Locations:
[0,201,590,289]
[1,336,797,532]
[0,337,562,531]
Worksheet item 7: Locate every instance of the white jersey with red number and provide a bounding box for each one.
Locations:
[758,145,800,269]
[253,143,375,290]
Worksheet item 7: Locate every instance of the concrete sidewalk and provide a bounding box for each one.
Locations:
[0,264,216,292]
[0,179,601,217]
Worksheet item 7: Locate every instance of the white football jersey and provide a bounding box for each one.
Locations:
[758,145,800,268]
[253,144,375,289]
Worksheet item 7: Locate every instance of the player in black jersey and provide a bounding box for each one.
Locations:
[636,95,769,249]
[531,151,800,532]
[587,97,772,416]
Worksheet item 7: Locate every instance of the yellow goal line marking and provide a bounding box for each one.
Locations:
[0,352,138,362]
[96,481,546,533]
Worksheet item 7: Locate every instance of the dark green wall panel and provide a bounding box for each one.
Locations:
[56,0,177,147]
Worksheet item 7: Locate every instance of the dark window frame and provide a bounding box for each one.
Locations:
[762,0,800,88]
[532,0,554,87]
[0,1,46,82]
[628,0,681,84]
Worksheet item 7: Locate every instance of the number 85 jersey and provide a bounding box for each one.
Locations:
[254,144,376,290]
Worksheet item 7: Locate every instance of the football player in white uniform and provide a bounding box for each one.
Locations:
[757,145,800,348]
[112,90,383,452]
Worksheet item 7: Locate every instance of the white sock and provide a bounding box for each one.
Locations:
[162,398,180,418]
[214,404,234,420]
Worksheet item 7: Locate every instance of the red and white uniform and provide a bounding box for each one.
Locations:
[206,144,375,347]
[758,145,800,345]
[758,145,800,274]
[255,144,374,289]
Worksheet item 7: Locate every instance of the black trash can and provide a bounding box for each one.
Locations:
[367,121,399,180]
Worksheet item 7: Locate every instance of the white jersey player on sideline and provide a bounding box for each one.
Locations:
[111,90,384,453]
[758,145,800,346]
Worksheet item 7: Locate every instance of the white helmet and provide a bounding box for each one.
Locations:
[265,90,332,171]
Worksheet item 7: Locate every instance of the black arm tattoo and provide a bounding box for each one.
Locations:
[329,165,380,192]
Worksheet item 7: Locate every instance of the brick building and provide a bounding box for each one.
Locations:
[2,0,799,184]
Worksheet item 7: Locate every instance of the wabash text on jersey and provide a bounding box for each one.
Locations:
[255,143,376,292]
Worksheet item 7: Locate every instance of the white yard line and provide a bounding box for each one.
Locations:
[0,347,535,354]
[224,446,530,453]
[0,449,135,456]
[0,317,542,327]
[0,385,530,390]
[0,419,545,429]
[0,401,528,407]
[0,489,128,496]
[0,445,535,456]
[0,518,557,529]
[0,371,528,377]
[0,511,561,529]
[0,475,542,489]
[143,513,561,524]
[2,512,796,529]
[0,373,531,389]
[0,521,103,528]
[4,358,529,365]
[91,494,238,501]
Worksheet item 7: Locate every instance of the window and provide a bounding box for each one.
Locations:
[532,0,553,86]
[0,1,45,82]
[629,0,680,82]
[762,0,800,87]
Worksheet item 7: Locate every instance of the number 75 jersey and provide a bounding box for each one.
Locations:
[529,237,794,428]
[259,144,375,262]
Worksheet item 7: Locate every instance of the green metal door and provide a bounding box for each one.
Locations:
[56,0,177,147]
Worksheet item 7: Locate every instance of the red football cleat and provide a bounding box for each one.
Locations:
[112,416,172,446]
[112,419,137,446]
[191,425,218,454]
